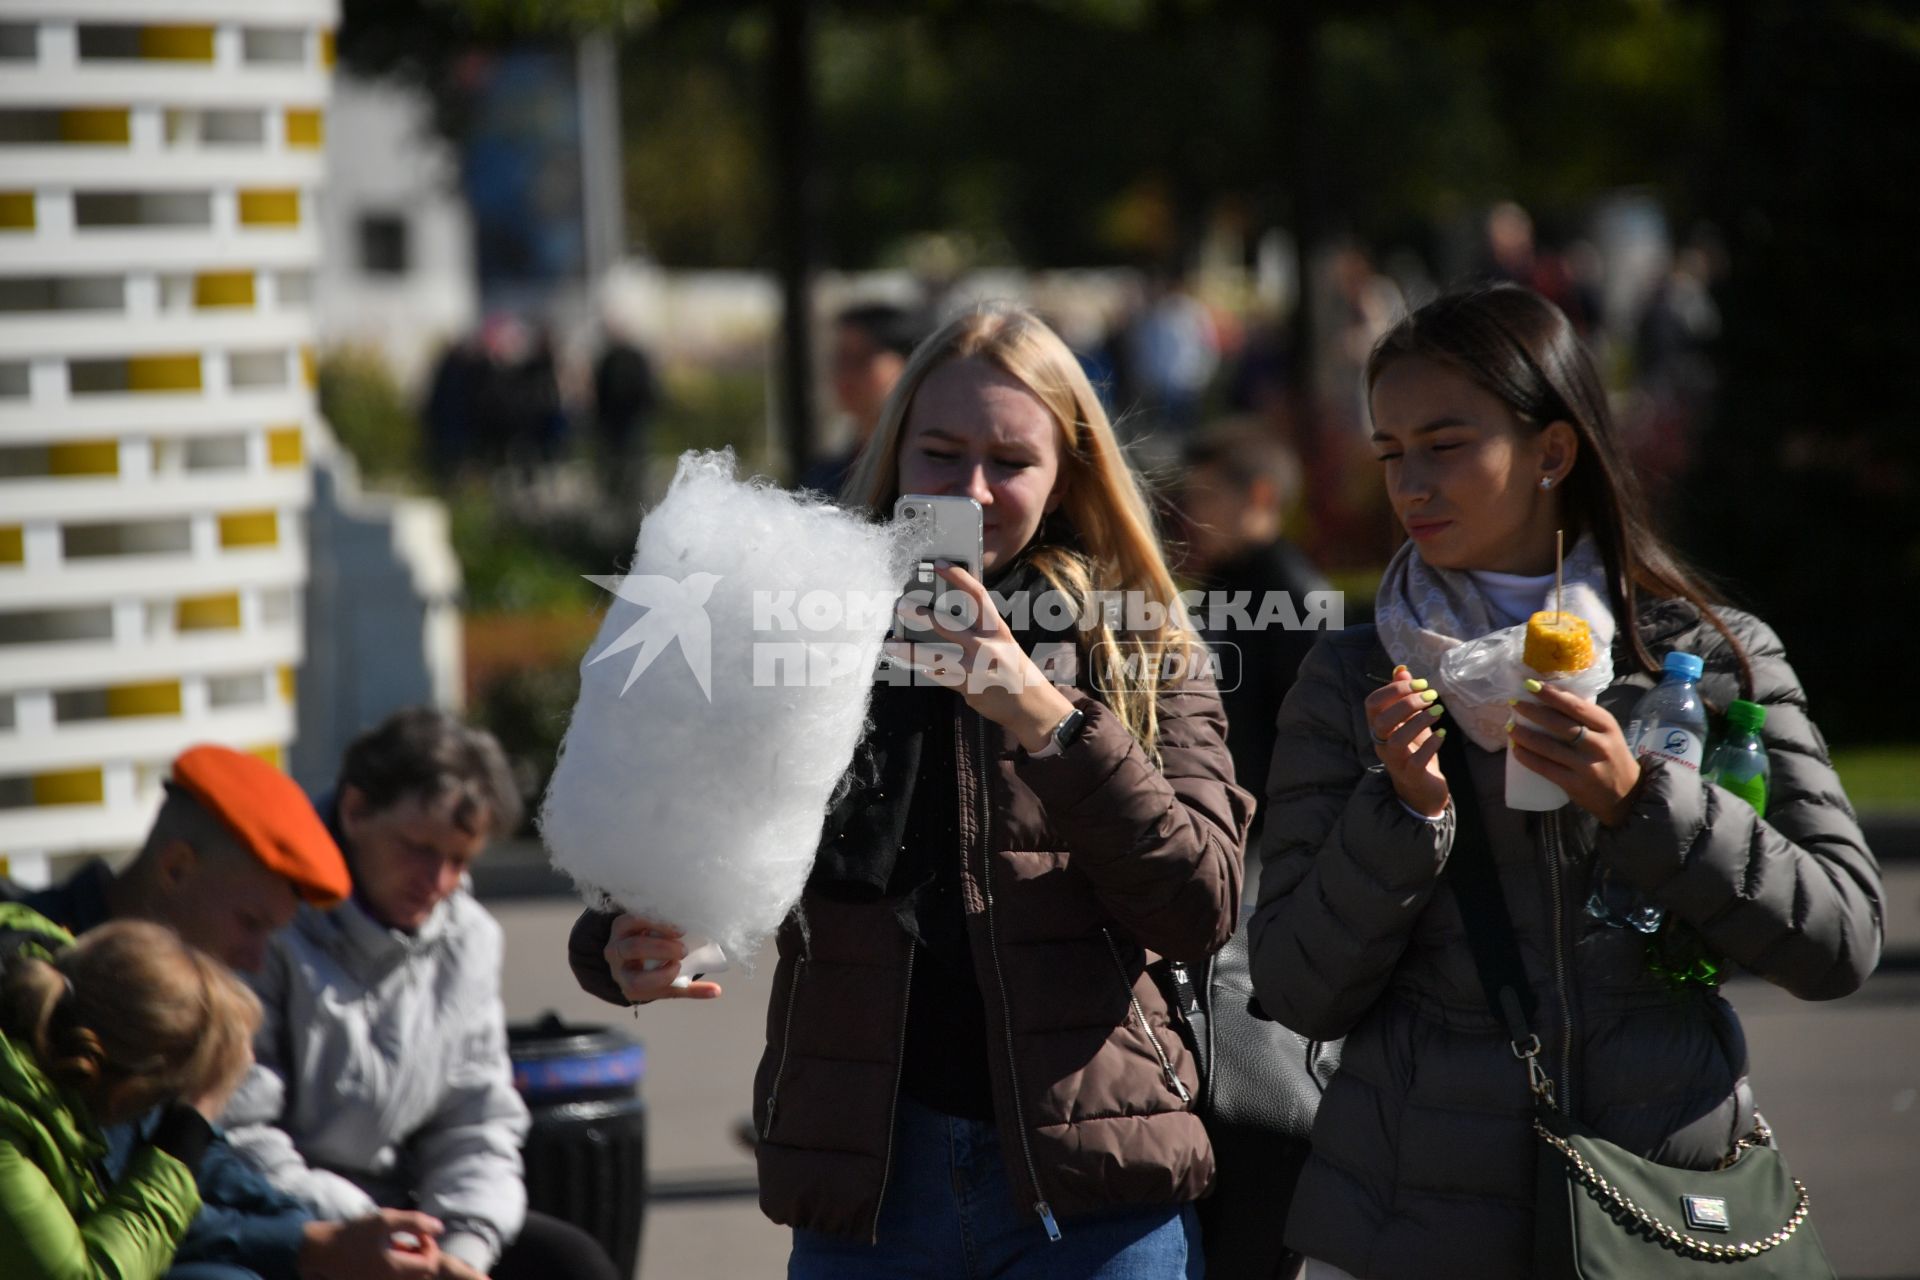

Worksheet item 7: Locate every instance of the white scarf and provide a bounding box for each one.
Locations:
[1373,535,1617,751]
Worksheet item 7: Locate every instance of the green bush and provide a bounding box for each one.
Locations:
[318,347,425,488]
[468,660,582,836]
[650,363,775,481]
[447,487,609,614]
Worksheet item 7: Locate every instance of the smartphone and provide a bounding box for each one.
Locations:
[892,494,984,640]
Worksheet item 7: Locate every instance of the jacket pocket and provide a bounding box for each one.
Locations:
[1102,928,1192,1106]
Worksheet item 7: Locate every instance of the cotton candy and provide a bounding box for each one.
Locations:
[539,450,911,958]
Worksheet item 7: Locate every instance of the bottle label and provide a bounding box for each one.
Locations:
[1640,727,1704,771]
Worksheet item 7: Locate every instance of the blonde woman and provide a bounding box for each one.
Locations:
[570,304,1253,1277]
[0,909,262,1280]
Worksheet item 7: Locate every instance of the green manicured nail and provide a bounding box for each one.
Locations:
[1427,705,1445,718]
[1435,728,1447,740]
[1409,678,1429,691]
[1420,689,1439,703]
[1524,678,1543,694]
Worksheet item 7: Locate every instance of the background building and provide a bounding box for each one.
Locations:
[0,0,336,885]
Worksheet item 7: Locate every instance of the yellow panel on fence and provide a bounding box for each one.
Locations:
[284,110,325,149]
[219,510,279,549]
[33,769,105,807]
[177,593,242,630]
[267,425,305,467]
[194,272,256,308]
[250,743,285,770]
[279,665,296,702]
[0,192,33,230]
[128,355,203,393]
[319,30,336,68]
[106,680,183,718]
[0,527,22,565]
[47,440,120,477]
[299,346,317,387]
[238,189,301,227]
[58,109,131,145]
[138,26,216,61]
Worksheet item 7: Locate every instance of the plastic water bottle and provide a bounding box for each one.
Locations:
[1704,699,1770,817]
[1588,652,1708,932]
[1626,651,1709,773]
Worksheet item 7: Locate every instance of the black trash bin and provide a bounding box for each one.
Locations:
[509,1013,647,1278]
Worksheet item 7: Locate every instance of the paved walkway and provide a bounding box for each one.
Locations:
[494,865,1920,1279]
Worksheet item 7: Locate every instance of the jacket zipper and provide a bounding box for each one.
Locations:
[763,954,806,1138]
[870,941,915,1244]
[1542,810,1573,1115]
[971,712,1061,1242]
[1100,928,1191,1105]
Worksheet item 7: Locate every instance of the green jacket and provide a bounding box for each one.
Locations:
[0,903,202,1280]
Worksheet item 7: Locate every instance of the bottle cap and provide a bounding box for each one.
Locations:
[1725,699,1767,735]
[1662,651,1705,681]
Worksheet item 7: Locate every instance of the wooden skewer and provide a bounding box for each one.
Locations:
[1555,529,1565,622]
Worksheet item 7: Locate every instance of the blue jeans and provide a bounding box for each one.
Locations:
[789,1097,1203,1279]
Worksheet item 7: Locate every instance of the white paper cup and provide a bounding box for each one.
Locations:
[1504,689,1581,811]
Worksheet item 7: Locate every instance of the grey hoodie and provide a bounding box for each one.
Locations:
[223,888,531,1272]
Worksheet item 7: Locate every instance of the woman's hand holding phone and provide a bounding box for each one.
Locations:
[891,561,1075,751]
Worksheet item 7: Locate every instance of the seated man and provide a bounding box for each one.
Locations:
[223,709,617,1280]
[14,744,443,1280]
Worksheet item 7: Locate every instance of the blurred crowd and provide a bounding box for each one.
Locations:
[413,198,1723,587]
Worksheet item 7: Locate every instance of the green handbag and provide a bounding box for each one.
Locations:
[1528,1094,1832,1278]
[1434,730,1836,1279]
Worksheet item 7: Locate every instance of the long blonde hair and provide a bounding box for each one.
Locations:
[0,920,260,1123]
[844,303,1201,755]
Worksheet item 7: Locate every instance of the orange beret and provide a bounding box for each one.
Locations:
[169,745,350,907]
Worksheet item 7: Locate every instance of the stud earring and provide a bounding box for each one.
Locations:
[1540,476,1554,490]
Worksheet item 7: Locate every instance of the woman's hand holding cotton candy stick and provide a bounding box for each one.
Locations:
[890,561,1076,752]
[604,914,725,1003]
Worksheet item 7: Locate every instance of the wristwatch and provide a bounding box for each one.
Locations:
[1026,707,1088,759]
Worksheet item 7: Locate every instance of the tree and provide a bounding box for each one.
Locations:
[1683,0,1920,742]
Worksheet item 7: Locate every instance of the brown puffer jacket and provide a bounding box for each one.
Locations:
[1249,602,1883,1279]
[571,673,1253,1242]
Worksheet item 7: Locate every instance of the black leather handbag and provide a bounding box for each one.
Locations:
[1159,914,1341,1280]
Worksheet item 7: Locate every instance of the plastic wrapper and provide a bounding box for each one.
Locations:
[1441,612,1615,810]
[1438,613,1614,710]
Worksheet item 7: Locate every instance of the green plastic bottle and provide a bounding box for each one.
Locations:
[1704,699,1769,816]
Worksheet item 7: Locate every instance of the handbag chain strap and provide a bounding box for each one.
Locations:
[1714,1118,1773,1171]
[1529,1111,1811,1261]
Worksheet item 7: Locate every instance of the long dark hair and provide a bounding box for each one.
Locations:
[1365,284,1753,694]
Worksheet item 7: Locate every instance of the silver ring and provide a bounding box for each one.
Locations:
[1569,724,1588,746]
[1371,728,1392,745]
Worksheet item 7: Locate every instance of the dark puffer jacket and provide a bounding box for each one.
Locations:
[1248,602,1882,1280]
[573,674,1253,1242]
